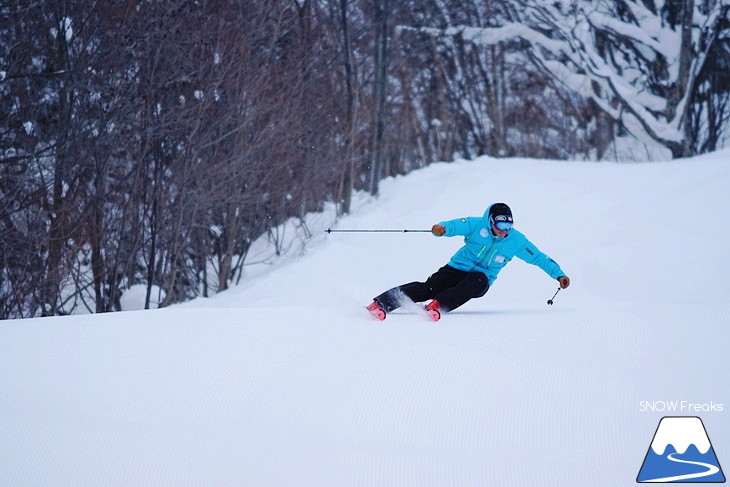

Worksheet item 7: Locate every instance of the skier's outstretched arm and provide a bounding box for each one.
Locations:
[434,217,479,237]
[516,238,570,288]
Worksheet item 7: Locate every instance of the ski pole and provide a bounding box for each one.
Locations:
[325,229,431,234]
[547,287,561,305]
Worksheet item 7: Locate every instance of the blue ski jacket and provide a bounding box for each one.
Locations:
[438,204,565,285]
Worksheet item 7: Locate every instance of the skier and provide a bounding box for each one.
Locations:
[366,203,570,321]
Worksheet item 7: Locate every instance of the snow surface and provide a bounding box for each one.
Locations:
[119,284,165,312]
[2,151,730,486]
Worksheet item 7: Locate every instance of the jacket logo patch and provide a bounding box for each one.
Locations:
[461,218,466,222]
[525,247,534,256]
[480,228,489,237]
[494,255,506,263]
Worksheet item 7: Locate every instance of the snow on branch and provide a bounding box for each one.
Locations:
[398,0,729,157]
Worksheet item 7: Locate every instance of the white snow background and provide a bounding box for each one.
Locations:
[1,151,730,486]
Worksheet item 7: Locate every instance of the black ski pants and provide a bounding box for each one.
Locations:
[374,265,489,313]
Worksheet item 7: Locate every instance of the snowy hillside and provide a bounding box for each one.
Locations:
[2,152,730,487]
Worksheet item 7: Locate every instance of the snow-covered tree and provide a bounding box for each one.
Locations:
[407,0,729,158]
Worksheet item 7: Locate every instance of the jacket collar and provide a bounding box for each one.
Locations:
[489,226,513,241]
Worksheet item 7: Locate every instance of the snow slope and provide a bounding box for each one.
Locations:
[2,151,730,487]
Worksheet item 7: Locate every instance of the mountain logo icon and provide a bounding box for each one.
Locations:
[637,416,725,483]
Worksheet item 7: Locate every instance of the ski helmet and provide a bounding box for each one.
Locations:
[488,203,513,230]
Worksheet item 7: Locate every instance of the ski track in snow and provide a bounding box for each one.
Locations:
[2,152,730,486]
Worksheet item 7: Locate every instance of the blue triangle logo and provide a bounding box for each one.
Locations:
[637,416,726,483]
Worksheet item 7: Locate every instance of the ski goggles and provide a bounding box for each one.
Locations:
[490,214,513,231]
[494,221,513,231]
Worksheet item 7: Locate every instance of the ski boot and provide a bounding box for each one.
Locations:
[425,300,441,322]
[365,300,387,321]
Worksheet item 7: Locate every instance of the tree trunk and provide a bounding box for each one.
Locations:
[369,0,389,196]
[339,0,355,214]
[43,3,74,315]
[90,174,106,313]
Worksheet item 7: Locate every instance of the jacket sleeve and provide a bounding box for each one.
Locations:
[515,236,565,279]
[439,217,479,237]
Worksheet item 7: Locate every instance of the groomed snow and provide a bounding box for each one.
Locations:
[1,151,729,486]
